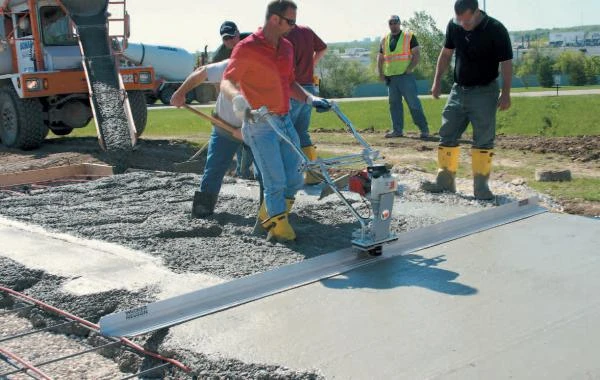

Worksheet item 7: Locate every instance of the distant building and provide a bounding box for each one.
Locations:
[344,48,370,57]
[549,32,585,47]
[340,47,371,67]
[585,32,600,46]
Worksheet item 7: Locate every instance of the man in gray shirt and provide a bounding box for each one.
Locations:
[171,60,251,218]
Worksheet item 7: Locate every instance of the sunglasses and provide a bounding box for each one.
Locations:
[276,13,296,26]
[223,35,235,41]
[389,20,400,25]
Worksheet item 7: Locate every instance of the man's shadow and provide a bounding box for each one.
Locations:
[323,254,478,296]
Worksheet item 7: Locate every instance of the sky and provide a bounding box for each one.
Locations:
[124,0,600,53]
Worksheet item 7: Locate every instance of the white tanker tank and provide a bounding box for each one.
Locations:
[124,42,195,81]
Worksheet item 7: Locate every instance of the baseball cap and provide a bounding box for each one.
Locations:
[220,21,239,38]
[389,15,400,23]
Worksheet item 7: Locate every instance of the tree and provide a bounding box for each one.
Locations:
[554,51,587,86]
[537,56,555,87]
[318,52,375,98]
[401,11,445,81]
[584,56,600,85]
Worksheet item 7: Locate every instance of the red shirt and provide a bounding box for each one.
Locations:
[285,25,327,85]
[224,28,295,115]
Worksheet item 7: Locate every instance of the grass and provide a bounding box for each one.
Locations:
[68,107,216,140]
[310,95,600,137]
[511,85,600,93]
[494,164,600,202]
[59,97,600,206]
[65,94,600,140]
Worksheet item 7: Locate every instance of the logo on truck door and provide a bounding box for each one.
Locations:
[122,74,134,83]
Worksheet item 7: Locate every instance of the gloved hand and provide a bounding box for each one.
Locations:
[306,94,332,113]
[232,94,251,121]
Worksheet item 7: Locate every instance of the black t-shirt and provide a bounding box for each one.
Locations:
[211,32,252,63]
[444,12,513,86]
[379,31,419,54]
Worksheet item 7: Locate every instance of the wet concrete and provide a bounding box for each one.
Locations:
[161,212,600,379]
[0,170,543,378]
[0,171,486,280]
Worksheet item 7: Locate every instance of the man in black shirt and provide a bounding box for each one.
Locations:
[423,0,513,200]
[377,15,430,139]
[211,21,252,63]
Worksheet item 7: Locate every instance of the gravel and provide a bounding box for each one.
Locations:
[0,170,463,279]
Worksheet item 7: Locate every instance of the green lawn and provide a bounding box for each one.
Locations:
[310,95,600,137]
[511,85,600,93]
[65,94,600,140]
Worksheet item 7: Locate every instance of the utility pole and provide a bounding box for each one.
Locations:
[483,0,487,12]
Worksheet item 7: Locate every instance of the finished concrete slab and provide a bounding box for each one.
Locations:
[163,212,600,379]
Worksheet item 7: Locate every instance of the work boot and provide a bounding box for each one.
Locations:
[255,198,295,233]
[261,213,296,242]
[472,149,495,200]
[421,146,460,193]
[191,191,218,218]
[385,131,404,138]
[302,145,321,185]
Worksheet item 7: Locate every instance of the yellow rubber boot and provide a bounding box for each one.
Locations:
[472,149,494,200]
[256,198,294,233]
[421,146,460,193]
[302,145,321,185]
[261,213,296,242]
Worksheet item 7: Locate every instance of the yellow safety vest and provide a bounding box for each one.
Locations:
[382,31,413,76]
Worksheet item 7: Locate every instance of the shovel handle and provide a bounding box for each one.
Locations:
[182,105,243,141]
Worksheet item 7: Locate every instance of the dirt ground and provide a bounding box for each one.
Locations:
[0,137,199,175]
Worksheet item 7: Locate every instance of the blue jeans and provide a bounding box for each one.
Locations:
[388,74,429,134]
[235,145,254,179]
[242,114,303,217]
[440,82,499,149]
[200,126,252,194]
[289,84,318,148]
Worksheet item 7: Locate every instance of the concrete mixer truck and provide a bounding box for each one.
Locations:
[123,42,216,105]
[0,0,154,155]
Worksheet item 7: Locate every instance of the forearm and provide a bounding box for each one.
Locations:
[313,48,327,67]
[377,54,384,76]
[220,79,241,101]
[434,50,452,82]
[290,82,309,102]
[407,50,420,72]
[500,60,513,93]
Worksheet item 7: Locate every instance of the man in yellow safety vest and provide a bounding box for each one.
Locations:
[377,15,430,139]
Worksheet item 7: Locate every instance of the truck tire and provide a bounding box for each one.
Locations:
[145,92,158,105]
[159,86,176,105]
[127,91,148,137]
[185,91,195,104]
[0,87,46,150]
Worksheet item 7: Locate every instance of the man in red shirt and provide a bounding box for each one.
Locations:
[285,25,328,185]
[221,0,331,242]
